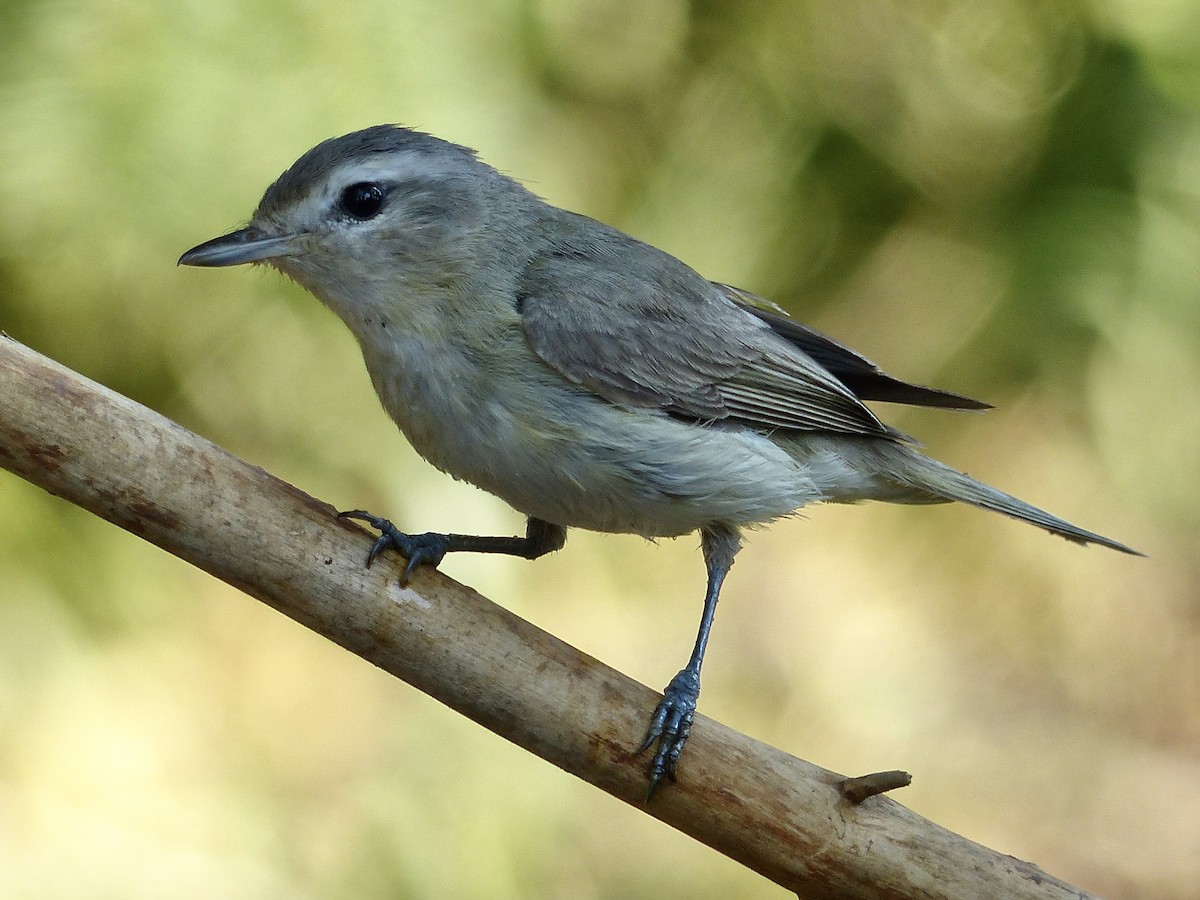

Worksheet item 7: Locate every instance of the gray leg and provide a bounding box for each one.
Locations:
[639,523,741,797]
[340,512,567,583]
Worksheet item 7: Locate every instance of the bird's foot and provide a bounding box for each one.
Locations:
[339,510,450,584]
[638,667,700,799]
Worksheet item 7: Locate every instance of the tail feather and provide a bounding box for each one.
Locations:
[892,451,1142,556]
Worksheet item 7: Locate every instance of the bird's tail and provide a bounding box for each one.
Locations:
[883,445,1141,555]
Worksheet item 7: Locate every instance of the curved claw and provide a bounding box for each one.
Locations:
[365,534,393,569]
[397,536,449,582]
[639,668,700,799]
[338,509,450,584]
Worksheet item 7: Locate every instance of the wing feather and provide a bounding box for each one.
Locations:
[716,283,991,410]
[518,218,892,437]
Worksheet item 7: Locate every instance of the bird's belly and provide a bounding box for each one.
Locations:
[388,375,836,537]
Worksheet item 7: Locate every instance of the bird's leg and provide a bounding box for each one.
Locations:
[339,511,566,584]
[639,523,741,798]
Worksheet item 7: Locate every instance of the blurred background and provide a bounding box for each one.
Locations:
[0,0,1197,897]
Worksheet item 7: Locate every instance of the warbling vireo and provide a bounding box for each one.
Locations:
[180,125,1138,795]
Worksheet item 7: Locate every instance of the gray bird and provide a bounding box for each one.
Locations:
[179,124,1138,795]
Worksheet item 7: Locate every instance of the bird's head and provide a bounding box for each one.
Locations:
[179,125,520,315]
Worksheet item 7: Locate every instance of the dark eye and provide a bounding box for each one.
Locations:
[340,182,387,220]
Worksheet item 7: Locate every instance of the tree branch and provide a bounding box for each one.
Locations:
[0,335,1094,899]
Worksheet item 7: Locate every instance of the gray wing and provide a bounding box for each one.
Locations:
[517,222,892,437]
[716,284,992,410]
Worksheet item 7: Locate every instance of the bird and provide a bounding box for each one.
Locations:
[179,124,1139,796]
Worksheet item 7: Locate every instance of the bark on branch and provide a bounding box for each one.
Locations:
[0,335,1094,899]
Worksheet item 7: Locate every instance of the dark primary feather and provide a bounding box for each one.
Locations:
[715,284,991,411]
[519,215,898,438]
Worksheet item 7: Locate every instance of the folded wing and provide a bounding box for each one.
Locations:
[518,220,902,438]
[715,283,990,411]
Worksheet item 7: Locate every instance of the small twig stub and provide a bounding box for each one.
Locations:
[839,770,913,804]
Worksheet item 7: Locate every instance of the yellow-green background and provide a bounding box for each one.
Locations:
[1,1,1197,897]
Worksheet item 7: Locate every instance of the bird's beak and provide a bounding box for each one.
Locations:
[178,227,299,267]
